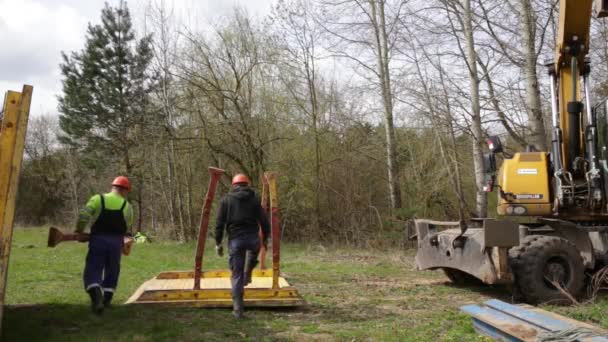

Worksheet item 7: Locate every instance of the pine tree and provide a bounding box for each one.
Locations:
[58,1,154,175]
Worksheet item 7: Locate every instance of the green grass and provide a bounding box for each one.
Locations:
[2,228,608,341]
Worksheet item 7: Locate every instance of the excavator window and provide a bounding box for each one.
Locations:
[596,0,608,17]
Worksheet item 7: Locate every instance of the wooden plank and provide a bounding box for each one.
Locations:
[0,86,32,333]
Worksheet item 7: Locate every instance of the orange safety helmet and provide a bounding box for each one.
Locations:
[112,176,131,192]
[232,173,250,186]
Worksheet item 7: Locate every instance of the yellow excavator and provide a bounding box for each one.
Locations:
[415,0,608,304]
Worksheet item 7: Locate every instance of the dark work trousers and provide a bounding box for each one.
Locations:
[228,235,261,299]
[84,234,123,294]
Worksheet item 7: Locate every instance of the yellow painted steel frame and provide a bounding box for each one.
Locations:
[126,170,305,307]
[0,86,33,331]
[126,270,304,307]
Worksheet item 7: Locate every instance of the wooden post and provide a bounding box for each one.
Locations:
[258,175,269,270]
[193,167,224,290]
[0,86,32,332]
[265,172,281,291]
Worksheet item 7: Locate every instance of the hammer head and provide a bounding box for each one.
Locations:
[47,227,84,247]
[47,227,64,248]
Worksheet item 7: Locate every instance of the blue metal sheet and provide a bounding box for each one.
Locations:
[484,299,573,332]
[461,300,608,342]
[461,304,541,340]
[471,319,522,342]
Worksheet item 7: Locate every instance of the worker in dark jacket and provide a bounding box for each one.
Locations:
[75,176,134,315]
[215,173,270,319]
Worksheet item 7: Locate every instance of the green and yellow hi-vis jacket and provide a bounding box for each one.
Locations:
[76,192,134,233]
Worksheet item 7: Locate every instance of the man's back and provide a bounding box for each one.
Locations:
[215,185,270,243]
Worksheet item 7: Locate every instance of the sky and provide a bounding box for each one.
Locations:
[0,0,275,117]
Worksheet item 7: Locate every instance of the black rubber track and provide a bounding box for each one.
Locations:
[508,235,584,305]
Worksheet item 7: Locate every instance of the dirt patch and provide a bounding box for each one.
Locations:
[357,277,447,289]
[275,325,334,341]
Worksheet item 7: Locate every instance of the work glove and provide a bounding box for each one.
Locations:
[215,244,224,257]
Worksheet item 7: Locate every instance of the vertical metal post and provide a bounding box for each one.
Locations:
[258,175,269,270]
[265,172,281,291]
[550,72,560,129]
[549,71,564,172]
[584,72,593,125]
[193,167,224,290]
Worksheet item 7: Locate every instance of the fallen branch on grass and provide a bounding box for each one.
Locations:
[546,278,580,305]
[587,265,608,302]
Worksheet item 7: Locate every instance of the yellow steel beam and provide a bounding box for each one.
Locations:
[157,269,274,279]
[555,0,593,68]
[0,85,32,332]
[136,287,302,302]
[131,297,305,308]
[554,0,593,171]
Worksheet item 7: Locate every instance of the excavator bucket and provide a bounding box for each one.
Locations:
[126,168,305,307]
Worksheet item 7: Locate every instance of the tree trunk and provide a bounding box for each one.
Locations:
[462,0,487,217]
[136,181,143,233]
[438,60,468,224]
[519,0,547,151]
[370,0,402,210]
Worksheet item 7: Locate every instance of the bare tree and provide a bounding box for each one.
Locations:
[439,0,487,217]
[178,10,279,184]
[271,0,326,231]
[145,0,189,241]
[477,0,556,150]
[317,0,405,210]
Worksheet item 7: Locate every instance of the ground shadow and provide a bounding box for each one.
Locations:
[442,281,514,302]
[3,303,273,342]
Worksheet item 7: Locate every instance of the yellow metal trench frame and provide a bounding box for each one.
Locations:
[125,270,304,307]
[125,170,305,307]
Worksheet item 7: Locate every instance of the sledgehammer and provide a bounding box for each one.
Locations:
[47,227,87,247]
[47,227,134,255]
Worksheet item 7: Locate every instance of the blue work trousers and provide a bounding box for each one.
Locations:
[229,235,261,299]
[83,234,123,294]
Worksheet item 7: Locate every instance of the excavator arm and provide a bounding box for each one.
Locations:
[548,0,608,212]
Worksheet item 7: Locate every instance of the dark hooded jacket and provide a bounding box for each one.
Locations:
[214,185,270,245]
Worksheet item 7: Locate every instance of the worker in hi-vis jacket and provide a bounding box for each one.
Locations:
[75,176,134,315]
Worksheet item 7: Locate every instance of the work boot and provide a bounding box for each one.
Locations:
[87,287,104,315]
[103,291,113,308]
[232,296,244,319]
